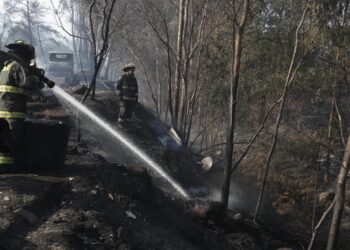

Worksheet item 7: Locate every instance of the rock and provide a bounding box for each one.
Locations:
[201,156,213,172]
[125,211,136,219]
[108,193,114,200]
[90,190,98,195]
[3,196,9,201]
[319,191,335,203]
[14,208,39,224]
[233,213,242,221]
[277,248,293,250]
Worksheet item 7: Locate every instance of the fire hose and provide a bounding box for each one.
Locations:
[0,50,55,88]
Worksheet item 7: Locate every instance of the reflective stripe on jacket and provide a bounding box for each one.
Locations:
[0,153,14,165]
[0,61,27,119]
[123,96,137,101]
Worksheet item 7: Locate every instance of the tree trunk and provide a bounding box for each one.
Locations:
[100,50,109,80]
[327,135,350,249]
[165,26,174,125]
[155,51,161,117]
[71,4,78,66]
[26,0,34,44]
[324,99,335,188]
[36,26,46,64]
[90,60,100,100]
[221,29,237,207]
[174,0,186,130]
[179,0,190,136]
[221,0,249,207]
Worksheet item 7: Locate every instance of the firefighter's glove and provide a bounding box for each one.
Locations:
[25,75,45,90]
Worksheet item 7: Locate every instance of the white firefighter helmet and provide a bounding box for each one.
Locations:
[123,63,136,72]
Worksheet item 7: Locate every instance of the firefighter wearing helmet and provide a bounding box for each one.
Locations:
[0,40,45,170]
[115,63,138,128]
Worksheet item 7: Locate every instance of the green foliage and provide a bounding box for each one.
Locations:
[203,25,231,108]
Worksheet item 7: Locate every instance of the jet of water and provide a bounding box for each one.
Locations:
[52,86,190,200]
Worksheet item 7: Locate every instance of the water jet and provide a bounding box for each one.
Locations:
[52,86,190,199]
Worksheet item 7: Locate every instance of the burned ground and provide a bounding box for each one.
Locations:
[0,89,310,249]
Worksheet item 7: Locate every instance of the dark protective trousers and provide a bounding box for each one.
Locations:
[118,100,136,124]
[0,118,24,171]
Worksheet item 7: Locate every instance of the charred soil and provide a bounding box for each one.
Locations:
[0,89,303,249]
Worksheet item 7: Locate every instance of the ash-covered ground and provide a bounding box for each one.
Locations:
[0,88,303,249]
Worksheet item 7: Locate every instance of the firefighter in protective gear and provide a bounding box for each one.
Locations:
[116,63,138,127]
[0,40,44,169]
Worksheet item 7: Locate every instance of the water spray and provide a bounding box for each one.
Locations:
[52,86,190,200]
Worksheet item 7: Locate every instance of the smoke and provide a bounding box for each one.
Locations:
[206,188,241,209]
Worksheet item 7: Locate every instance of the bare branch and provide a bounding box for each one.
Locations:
[50,0,89,41]
[254,1,311,222]
[334,99,345,147]
[308,199,336,250]
[231,100,280,175]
